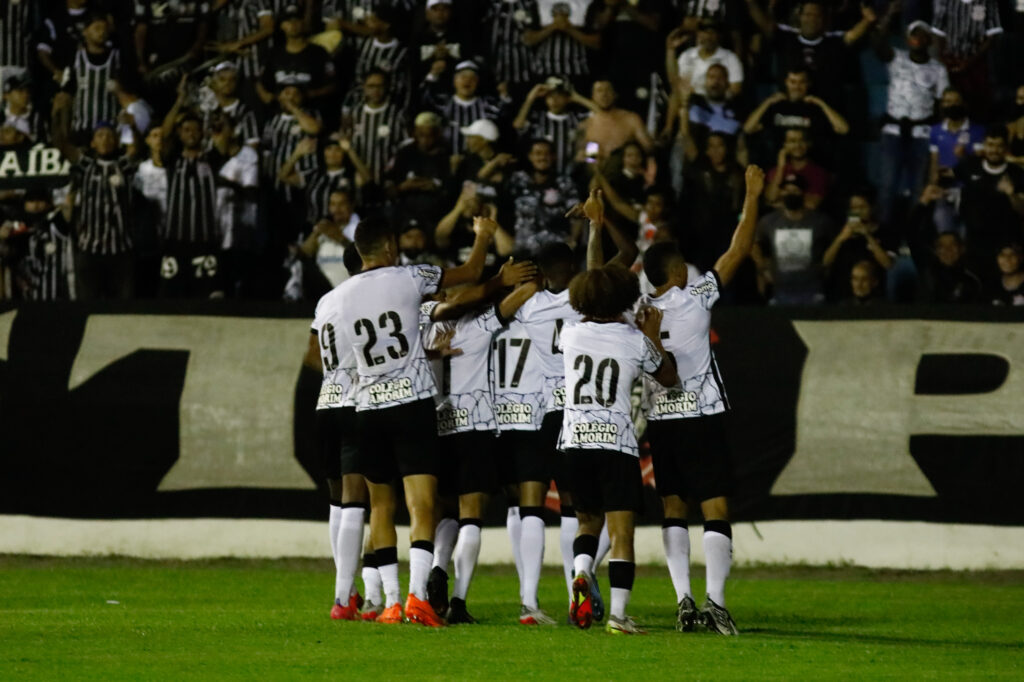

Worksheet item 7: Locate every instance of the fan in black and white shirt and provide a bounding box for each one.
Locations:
[202,62,260,146]
[513,79,590,174]
[346,5,411,109]
[208,0,275,81]
[484,0,539,92]
[261,84,323,207]
[2,74,45,143]
[2,190,74,301]
[341,68,408,185]
[0,0,33,69]
[64,14,123,138]
[524,0,600,83]
[423,61,507,154]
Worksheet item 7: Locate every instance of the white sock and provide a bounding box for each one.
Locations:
[573,552,594,578]
[362,564,382,605]
[704,529,732,606]
[432,517,459,571]
[452,523,482,601]
[662,524,692,603]
[379,561,400,608]
[559,516,579,601]
[506,506,524,600]
[519,513,545,609]
[334,507,365,602]
[328,505,342,571]
[594,524,611,570]
[408,546,434,601]
[610,587,631,619]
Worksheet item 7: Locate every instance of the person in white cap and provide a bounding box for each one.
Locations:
[455,119,515,188]
[202,62,259,146]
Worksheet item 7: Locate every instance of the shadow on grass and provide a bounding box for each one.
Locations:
[745,627,1023,651]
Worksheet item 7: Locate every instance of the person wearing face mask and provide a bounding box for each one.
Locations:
[873,16,950,226]
[928,88,984,185]
[398,219,445,267]
[751,174,835,305]
[953,125,1024,277]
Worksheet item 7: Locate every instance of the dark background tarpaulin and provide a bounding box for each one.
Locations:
[1,301,1022,526]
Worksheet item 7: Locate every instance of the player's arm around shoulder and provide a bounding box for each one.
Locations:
[636,305,678,388]
[429,258,538,322]
[714,165,765,286]
[438,216,500,289]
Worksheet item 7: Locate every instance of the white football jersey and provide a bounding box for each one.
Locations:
[516,289,582,413]
[311,285,358,410]
[336,264,443,410]
[492,317,548,431]
[427,305,506,435]
[640,270,729,420]
[558,321,664,457]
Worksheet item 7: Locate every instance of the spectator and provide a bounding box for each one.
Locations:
[279,134,371,228]
[742,67,848,160]
[257,5,335,107]
[579,79,654,161]
[503,137,581,254]
[342,68,409,186]
[0,189,73,300]
[843,259,883,306]
[921,232,982,303]
[454,119,514,191]
[260,83,322,235]
[666,19,742,100]
[673,63,744,155]
[212,124,260,297]
[676,0,744,54]
[300,188,361,287]
[822,190,896,301]
[745,0,877,105]
[387,111,452,225]
[483,0,538,98]
[52,92,139,300]
[989,243,1024,305]
[201,62,260,146]
[0,1,33,70]
[348,5,411,108]
[681,132,746,273]
[37,0,91,86]
[435,182,500,265]
[424,60,505,155]
[134,0,210,107]
[591,0,663,114]
[932,0,1002,118]
[954,126,1024,273]
[765,128,828,210]
[398,217,446,266]
[413,0,471,87]
[208,0,277,86]
[113,78,152,157]
[873,19,950,225]
[513,78,593,174]
[1006,84,1024,166]
[753,174,835,305]
[523,0,600,90]
[131,125,166,297]
[65,12,122,140]
[2,73,44,143]
[928,87,984,185]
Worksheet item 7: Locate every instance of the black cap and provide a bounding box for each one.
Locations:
[3,72,30,93]
[24,187,51,204]
[371,5,399,25]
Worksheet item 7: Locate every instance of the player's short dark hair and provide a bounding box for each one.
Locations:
[354,216,395,256]
[536,241,574,270]
[343,244,363,276]
[568,265,640,319]
[643,241,685,288]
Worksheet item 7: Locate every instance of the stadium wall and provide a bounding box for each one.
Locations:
[2,302,1023,568]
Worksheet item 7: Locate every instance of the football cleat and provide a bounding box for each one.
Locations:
[676,595,699,632]
[426,566,450,617]
[405,594,446,627]
[590,573,605,622]
[330,599,358,621]
[375,603,403,624]
[519,605,556,626]
[701,596,739,636]
[570,573,594,629]
[349,591,364,611]
[605,615,646,635]
[359,600,382,621]
[446,598,477,625]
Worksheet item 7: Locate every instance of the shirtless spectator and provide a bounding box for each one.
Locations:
[578,79,653,161]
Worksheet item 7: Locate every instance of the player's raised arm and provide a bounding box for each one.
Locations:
[637,305,678,388]
[430,258,538,322]
[438,216,498,289]
[713,165,765,286]
[498,278,540,322]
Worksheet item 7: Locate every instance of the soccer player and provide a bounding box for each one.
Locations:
[335,215,498,626]
[561,265,678,635]
[424,256,539,623]
[641,165,765,635]
[307,247,369,620]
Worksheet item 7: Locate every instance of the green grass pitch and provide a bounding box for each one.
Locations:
[2,556,1022,680]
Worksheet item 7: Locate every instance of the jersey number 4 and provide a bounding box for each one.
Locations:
[354,311,410,366]
[495,337,531,388]
[572,355,620,407]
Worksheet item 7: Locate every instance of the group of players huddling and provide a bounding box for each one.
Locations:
[307,164,765,635]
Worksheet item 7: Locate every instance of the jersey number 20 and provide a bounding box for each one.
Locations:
[572,355,619,407]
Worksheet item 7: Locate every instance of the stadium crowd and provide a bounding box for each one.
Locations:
[0,0,1022,305]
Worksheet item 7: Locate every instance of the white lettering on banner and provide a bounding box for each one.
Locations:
[571,422,618,445]
[495,402,532,425]
[773,320,1024,496]
[654,390,698,415]
[0,309,16,361]
[68,315,316,491]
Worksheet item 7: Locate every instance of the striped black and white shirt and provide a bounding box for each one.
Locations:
[0,1,32,68]
[69,47,122,134]
[427,93,504,154]
[321,0,380,23]
[344,99,408,183]
[203,99,260,144]
[219,0,274,79]
[299,166,354,225]
[261,110,321,200]
[353,37,410,108]
[522,109,586,173]
[931,0,1003,59]
[16,212,74,300]
[531,0,593,78]
[165,152,219,247]
[485,0,537,86]
[71,155,139,255]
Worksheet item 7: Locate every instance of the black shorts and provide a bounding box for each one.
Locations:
[567,449,644,514]
[354,398,440,484]
[438,431,498,497]
[159,246,223,299]
[316,407,360,480]
[646,412,734,502]
[494,428,551,485]
[542,411,573,496]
